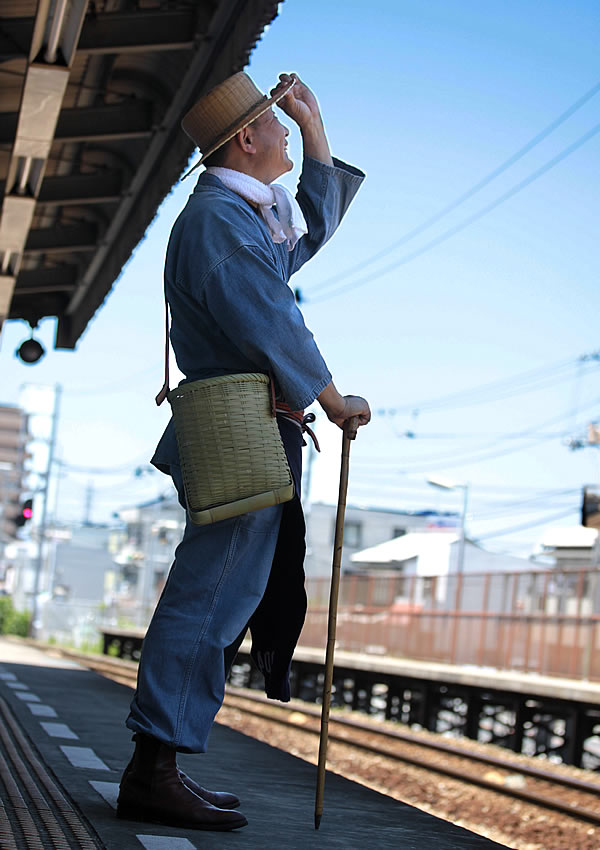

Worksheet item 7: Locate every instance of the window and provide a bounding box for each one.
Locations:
[393,527,407,539]
[343,521,362,549]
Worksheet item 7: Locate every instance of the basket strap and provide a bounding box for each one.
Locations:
[276,407,321,452]
[155,286,170,406]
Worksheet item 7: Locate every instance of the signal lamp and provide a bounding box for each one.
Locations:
[15,498,33,528]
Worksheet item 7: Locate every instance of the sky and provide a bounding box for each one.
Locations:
[1,0,599,557]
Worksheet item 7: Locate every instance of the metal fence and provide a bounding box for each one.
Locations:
[301,568,600,680]
[36,567,600,682]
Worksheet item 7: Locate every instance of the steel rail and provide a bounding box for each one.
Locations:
[226,685,600,797]
[224,691,600,826]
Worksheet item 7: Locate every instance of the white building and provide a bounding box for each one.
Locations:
[350,532,531,576]
[535,526,600,570]
[349,531,534,610]
[304,502,459,578]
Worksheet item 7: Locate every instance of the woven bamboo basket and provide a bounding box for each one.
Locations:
[168,373,294,525]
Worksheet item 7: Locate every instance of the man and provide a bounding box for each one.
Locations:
[117,71,370,831]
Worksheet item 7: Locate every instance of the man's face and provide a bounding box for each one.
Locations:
[250,108,292,183]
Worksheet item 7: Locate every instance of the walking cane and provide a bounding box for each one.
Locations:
[314,415,359,829]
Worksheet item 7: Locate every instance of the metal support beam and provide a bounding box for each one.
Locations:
[55,101,154,143]
[38,171,122,205]
[0,101,153,146]
[24,223,98,254]
[14,265,78,293]
[0,9,204,61]
[0,0,88,325]
[0,274,16,318]
[78,9,198,54]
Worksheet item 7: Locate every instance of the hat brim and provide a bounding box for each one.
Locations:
[182,77,296,179]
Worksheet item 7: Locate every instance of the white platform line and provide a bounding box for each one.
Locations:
[0,673,17,681]
[15,691,40,702]
[40,722,79,740]
[89,780,119,809]
[137,837,197,850]
[60,746,109,771]
[27,703,57,717]
[6,682,27,690]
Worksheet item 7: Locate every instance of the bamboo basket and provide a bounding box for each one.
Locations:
[168,373,294,525]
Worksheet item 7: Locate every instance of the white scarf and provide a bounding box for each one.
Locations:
[206,167,308,251]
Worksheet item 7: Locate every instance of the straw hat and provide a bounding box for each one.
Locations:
[181,72,295,177]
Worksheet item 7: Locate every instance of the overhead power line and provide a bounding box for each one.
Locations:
[370,350,599,415]
[307,121,600,303]
[474,507,577,541]
[362,398,600,474]
[305,79,600,297]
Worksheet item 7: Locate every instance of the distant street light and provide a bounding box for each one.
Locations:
[427,476,469,574]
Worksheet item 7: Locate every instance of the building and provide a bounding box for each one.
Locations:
[348,531,534,610]
[3,521,123,645]
[0,404,30,541]
[536,526,600,570]
[350,532,532,575]
[114,494,185,625]
[304,501,459,578]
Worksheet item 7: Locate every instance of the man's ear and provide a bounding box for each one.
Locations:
[233,126,256,155]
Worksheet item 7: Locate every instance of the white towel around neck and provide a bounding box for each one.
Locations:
[206,167,308,251]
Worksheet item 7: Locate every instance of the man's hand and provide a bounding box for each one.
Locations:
[318,382,371,430]
[272,73,320,131]
[272,73,333,166]
[326,395,371,430]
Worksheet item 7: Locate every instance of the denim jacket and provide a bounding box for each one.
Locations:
[152,155,364,472]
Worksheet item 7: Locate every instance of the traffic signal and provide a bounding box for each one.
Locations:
[582,487,600,530]
[15,498,33,528]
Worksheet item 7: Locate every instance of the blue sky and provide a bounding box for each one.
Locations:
[1,1,598,556]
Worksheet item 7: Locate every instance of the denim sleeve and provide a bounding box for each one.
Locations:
[283,156,365,276]
[201,243,332,410]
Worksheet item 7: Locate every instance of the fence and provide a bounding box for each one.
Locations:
[301,568,600,681]
[37,567,600,682]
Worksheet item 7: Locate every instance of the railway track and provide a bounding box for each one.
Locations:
[46,645,600,828]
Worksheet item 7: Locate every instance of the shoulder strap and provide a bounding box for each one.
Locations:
[155,286,170,406]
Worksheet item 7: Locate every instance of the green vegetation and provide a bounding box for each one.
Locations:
[0,597,31,637]
[79,637,105,655]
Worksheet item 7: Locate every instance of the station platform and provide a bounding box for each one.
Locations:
[291,645,600,705]
[0,638,512,849]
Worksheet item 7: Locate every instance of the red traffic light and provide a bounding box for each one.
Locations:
[15,498,33,527]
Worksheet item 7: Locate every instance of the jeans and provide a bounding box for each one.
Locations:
[126,463,284,752]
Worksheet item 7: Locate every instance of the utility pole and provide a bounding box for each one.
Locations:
[30,384,61,637]
[84,480,94,525]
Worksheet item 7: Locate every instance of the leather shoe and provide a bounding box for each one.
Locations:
[177,770,240,809]
[117,733,247,831]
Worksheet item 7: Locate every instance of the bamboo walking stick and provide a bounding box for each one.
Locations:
[314,415,359,829]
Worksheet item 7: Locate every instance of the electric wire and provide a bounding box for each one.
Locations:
[374,397,600,471]
[56,455,156,475]
[302,80,600,297]
[474,507,578,541]
[65,361,164,396]
[307,121,600,303]
[363,353,598,416]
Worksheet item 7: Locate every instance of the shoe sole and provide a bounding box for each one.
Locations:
[116,805,248,831]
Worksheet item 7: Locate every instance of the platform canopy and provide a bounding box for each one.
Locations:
[0,0,281,350]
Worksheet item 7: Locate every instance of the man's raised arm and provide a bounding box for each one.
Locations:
[273,73,334,166]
